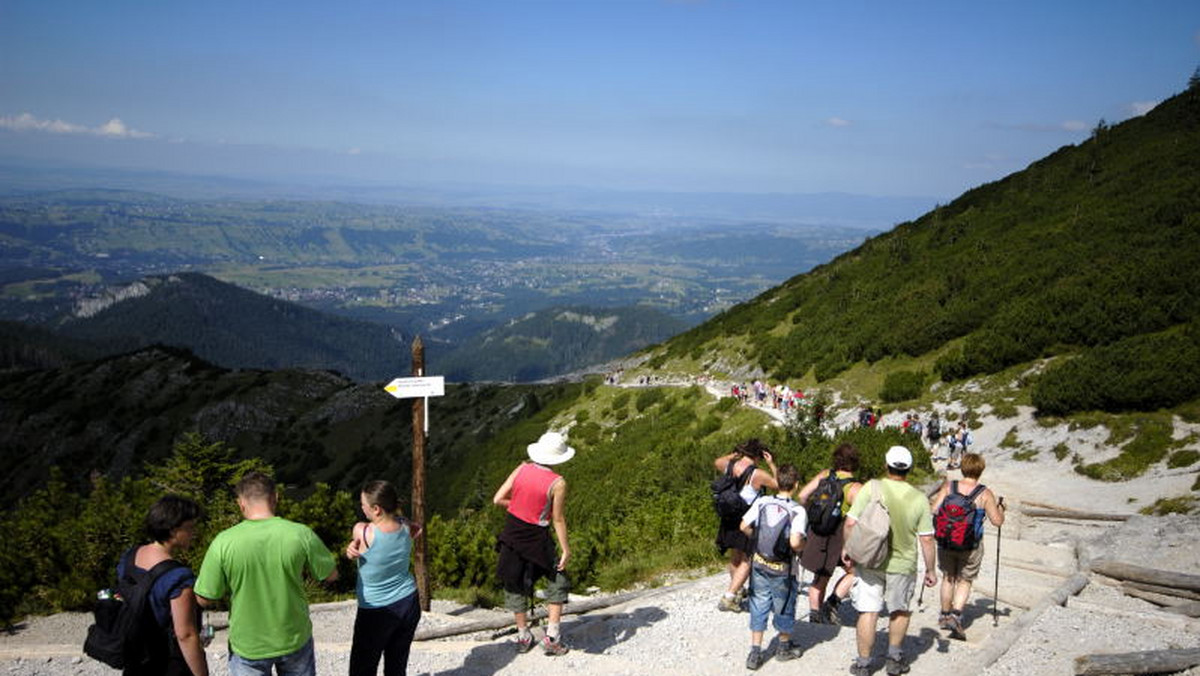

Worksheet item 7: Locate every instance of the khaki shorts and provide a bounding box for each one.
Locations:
[503,570,571,612]
[850,567,917,614]
[937,543,985,582]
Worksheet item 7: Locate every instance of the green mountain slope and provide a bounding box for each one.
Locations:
[48,272,406,381]
[652,86,1200,410]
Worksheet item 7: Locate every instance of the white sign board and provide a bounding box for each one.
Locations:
[384,376,445,399]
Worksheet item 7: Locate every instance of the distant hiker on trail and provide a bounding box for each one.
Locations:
[713,438,779,612]
[97,495,209,676]
[492,431,575,656]
[927,413,942,458]
[858,406,873,428]
[797,443,863,625]
[739,464,807,670]
[346,480,421,676]
[194,471,338,676]
[844,446,937,676]
[930,453,1005,639]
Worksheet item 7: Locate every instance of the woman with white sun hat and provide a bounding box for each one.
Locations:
[492,430,576,656]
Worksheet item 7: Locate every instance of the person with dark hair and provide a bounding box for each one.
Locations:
[493,431,575,656]
[797,443,863,624]
[346,480,421,676]
[195,471,337,676]
[115,494,208,675]
[713,438,779,612]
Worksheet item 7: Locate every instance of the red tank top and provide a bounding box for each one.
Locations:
[507,463,561,526]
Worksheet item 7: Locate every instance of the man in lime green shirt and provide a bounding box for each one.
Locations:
[843,446,937,676]
[195,471,337,676]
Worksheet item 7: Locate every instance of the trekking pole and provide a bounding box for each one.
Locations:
[993,496,1004,627]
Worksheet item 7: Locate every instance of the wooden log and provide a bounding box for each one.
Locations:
[962,572,1090,673]
[1121,580,1200,602]
[1074,647,1200,675]
[1090,559,1200,593]
[1162,600,1200,618]
[1122,587,1184,607]
[413,586,675,641]
[1021,508,1130,522]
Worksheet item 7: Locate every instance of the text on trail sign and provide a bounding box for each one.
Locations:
[384,376,445,399]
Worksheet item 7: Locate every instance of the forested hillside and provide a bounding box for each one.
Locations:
[651,86,1200,415]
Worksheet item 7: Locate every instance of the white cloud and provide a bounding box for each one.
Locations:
[1128,100,1159,117]
[825,117,852,127]
[0,112,153,139]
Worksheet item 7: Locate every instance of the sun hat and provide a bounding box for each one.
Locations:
[527,431,576,466]
[885,445,913,470]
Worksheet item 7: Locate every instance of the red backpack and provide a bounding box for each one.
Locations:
[934,481,986,551]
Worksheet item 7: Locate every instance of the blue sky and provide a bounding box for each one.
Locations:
[2,1,1198,200]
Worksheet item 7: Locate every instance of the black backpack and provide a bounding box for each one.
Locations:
[84,547,184,670]
[934,481,987,551]
[711,460,756,520]
[806,471,854,537]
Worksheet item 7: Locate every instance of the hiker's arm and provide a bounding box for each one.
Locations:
[492,464,522,509]
[713,453,737,473]
[919,534,938,587]
[796,470,825,506]
[840,515,857,565]
[171,588,209,676]
[323,565,339,583]
[790,530,805,553]
[930,481,949,512]
[755,451,779,492]
[983,489,1005,527]
[551,479,570,570]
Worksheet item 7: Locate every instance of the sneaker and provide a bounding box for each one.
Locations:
[775,641,803,662]
[946,613,966,640]
[820,598,841,625]
[849,660,872,676]
[885,656,910,675]
[745,646,765,671]
[809,609,827,624]
[542,636,569,657]
[718,595,741,613]
[514,633,535,654]
[937,612,953,630]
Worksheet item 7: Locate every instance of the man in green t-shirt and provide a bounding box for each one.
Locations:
[195,471,337,676]
[843,446,937,676]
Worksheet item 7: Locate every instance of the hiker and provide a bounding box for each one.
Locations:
[797,443,863,625]
[113,495,209,676]
[739,464,807,670]
[927,413,942,458]
[930,453,1005,638]
[194,471,338,676]
[493,430,575,656]
[713,438,779,612]
[346,480,421,676]
[844,446,937,676]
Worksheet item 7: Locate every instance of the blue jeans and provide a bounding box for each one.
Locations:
[228,637,316,676]
[748,568,797,634]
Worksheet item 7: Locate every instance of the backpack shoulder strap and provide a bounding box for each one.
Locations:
[736,462,755,487]
[966,483,987,502]
[143,558,186,585]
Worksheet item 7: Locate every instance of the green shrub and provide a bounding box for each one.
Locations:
[999,427,1021,448]
[1139,496,1197,516]
[1167,450,1200,468]
[1052,443,1070,461]
[1033,323,1200,415]
[1013,449,1039,462]
[635,388,666,412]
[879,370,927,403]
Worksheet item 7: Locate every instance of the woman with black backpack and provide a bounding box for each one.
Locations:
[797,443,863,624]
[713,438,778,612]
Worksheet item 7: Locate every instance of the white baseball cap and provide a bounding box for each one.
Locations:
[885,445,913,470]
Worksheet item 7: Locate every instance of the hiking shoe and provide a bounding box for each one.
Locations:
[937,612,953,630]
[774,641,803,661]
[542,636,569,657]
[885,656,910,675]
[945,613,966,639]
[809,609,827,624]
[745,646,765,671]
[718,595,741,613]
[820,598,841,625]
[514,633,535,654]
[849,660,872,676]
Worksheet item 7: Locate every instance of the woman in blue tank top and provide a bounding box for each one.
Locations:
[346,480,421,676]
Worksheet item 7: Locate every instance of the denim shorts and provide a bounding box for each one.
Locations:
[748,568,797,634]
[228,637,315,676]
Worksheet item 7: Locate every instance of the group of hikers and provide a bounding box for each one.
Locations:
[92,423,1000,676]
[712,438,1004,674]
[730,380,811,413]
[861,407,976,468]
[92,430,578,676]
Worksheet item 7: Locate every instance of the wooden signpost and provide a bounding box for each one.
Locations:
[382,336,444,611]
